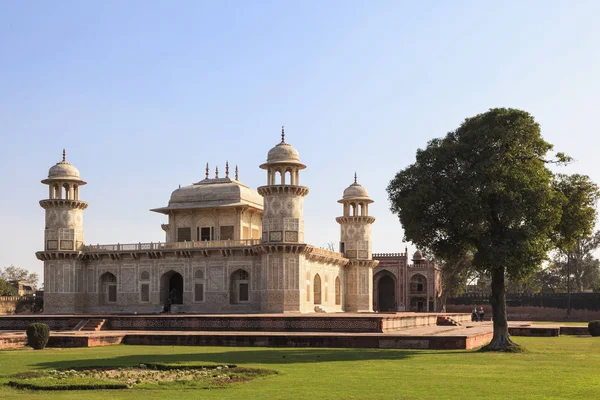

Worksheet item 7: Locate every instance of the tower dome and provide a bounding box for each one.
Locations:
[413,250,424,261]
[339,173,373,203]
[260,127,306,170]
[42,150,86,185]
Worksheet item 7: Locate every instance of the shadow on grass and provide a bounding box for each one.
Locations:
[33,347,469,370]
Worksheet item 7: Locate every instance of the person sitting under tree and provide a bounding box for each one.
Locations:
[478,306,485,322]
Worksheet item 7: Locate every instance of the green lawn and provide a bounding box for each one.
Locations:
[1,336,599,400]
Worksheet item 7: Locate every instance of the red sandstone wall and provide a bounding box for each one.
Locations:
[446,304,600,322]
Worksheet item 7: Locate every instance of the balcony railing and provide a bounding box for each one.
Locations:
[84,239,260,252]
[309,247,345,258]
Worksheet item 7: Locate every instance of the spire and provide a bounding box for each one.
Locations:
[215,166,219,179]
[235,165,239,180]
[354,172,357,184]
[281,125,285,144]
[62,149,66,162]
[226,161,230,178]
[205,163,209,179]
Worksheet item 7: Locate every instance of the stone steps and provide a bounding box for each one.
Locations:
[80,319,106,331]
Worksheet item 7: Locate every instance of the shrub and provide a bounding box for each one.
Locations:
[26,322,49,350]
[589,320,600,337]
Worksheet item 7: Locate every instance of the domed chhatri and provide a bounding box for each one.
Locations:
[260,126,306,170]
[413,250,424,261]
[42,149,86,185]
[340,173,373,203]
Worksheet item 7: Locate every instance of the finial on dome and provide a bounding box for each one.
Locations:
[226,161,230,178]
[215,166,219,179]
[205,163,209,179]
[235,165,239,180]
[281,126,285,144]
[62,149,66,162]
[354,172,357,184]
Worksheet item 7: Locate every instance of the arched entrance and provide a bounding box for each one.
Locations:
[161,270,183,304]
[99,272,117,305]
[230,269,250,304]
[377,275,396,312]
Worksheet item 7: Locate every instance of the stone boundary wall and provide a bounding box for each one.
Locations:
[0,316,81,331]
[446,304,600,322]
[448,293,600,311]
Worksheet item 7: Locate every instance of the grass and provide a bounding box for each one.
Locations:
[0,336,599,399]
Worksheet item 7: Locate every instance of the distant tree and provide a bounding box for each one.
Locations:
[0,278,17,296]
[437,254,475,311]
[0,265,39,289]
[387,108,569,351]
[552,175,600,316]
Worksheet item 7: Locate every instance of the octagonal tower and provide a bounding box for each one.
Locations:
[257,127,309,244]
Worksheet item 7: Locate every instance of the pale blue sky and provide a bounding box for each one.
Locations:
[1,1,599,282]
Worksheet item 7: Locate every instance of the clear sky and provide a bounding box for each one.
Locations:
[1,1,599,283]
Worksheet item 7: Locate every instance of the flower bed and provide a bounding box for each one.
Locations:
[8,363,277,390]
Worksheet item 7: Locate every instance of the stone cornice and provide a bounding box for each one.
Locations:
[257,185,309,197]
[335,216,376,224]
[348,259,379,268]
[39,199,88,210]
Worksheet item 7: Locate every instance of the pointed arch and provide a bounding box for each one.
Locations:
[335,276,341,305]
[313,274,322,305]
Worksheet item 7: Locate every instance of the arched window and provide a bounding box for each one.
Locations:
[313,274,322,305]
[139,271,150,302]
[63,183,71,200]
[306,272,311,302]
[410,274,427,294]
[230,269,250,304]
[335,277,341,305]
[324,276,329,303]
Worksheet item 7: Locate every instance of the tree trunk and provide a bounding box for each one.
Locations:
[482,267,521,352]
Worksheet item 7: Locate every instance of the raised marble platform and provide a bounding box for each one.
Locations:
[0,312,472,333]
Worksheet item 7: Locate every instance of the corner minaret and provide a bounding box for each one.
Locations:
[336,174,377,312]
[336,173,375,259]
[39,150,88,252]
[258,126,309,243]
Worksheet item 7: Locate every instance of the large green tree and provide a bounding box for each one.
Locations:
[387,108,568,351]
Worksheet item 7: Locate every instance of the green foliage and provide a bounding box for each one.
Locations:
[0,278,17,296]
[0,265,39,289]
[552,175,599,253]
[145,362,238,370]
[387,108,562,280]
[26,322,49,350]
[7,379,127,391]
[589,320,600,336]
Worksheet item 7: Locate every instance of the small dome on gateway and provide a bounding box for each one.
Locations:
[413,250,424,261]
[42,150,86,184]
[260,126,306,169]
[339,173,373,203]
